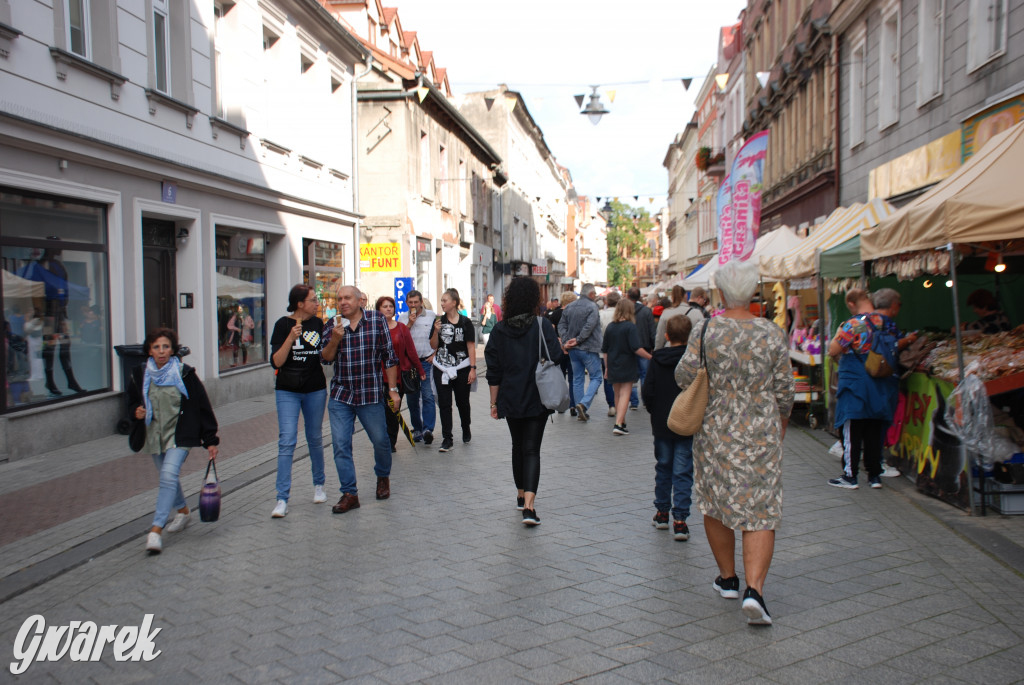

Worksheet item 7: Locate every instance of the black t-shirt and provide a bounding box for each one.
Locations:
[270,315,327,393]
[435,314,475,367]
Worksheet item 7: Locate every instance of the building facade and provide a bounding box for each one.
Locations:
[663,118,699,273]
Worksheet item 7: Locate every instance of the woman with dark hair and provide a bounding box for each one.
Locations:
[429,288,476,453]
[963,288,1011,334]
[268,285,327,518]
[127,328,219,554]
[486,277,563,525]
[376,295,425,453]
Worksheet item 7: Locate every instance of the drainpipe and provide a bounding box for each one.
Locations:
[351,53,373,287]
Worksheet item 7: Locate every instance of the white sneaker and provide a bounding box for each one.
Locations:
[165,511,190,533]
[145,532,162,554]
[313,485,327,503]
[607,407,616,417]
[271,499,288,518]
[881,464,901,478]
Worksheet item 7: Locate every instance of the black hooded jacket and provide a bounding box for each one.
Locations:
[485,314,564,419]
[641,344,687,439]
[128,363,220,449]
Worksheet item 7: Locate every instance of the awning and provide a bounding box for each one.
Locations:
[760,199,895,279]
[819,235,862,279]
[3,270,45,299]
[861,120,1024,260]
[685,226,805,288]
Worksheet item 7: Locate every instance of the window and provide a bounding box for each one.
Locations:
[917,0,944,105]
[968,0,1007,72]
[331,75,342,93]
[263,24,279,51]
[0,188,111,411]
[458,159,466,216]
[66,0,90,58]
[153,0,170,94]
[849,38,866,146]
[438,145,448,208]
[215,228,267,371]
[368,17,377,45]
[300,52,314,74]
[212,2,232,117]
[302,239,345,321]
[878,5,900,130]
[419,132,430,198]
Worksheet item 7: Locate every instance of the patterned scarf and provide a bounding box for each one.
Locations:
[142,356,189,425]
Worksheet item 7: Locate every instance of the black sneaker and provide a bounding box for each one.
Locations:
[652,511,669,529]
[742,587,772,625]
[869,476,882,489]
[522,508,540,526]
[516,497,525,511]
[439,438,454,452]
[828,475,858,489]
[713,575,740,599]
[463,427,472,443]
[612,424,629,435]
[673,520,690,541]
[423,430,434,445]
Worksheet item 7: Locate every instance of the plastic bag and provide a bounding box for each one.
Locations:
[944,368,997,470]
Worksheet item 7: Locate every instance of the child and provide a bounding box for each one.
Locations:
[641,315,694,541]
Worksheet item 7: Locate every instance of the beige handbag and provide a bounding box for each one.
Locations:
[667,320,710,436]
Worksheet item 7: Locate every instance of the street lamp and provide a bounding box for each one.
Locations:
[581,86,609,125]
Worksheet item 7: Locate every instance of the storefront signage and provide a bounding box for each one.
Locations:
[394,277,413,314]
[962,96,1024,160]
[416,238,432,262]
[161,182,176,204]
[532,265,548,276]
[868,131,961,200]
[359,242,401,272]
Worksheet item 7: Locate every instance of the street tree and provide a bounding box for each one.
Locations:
[605,200,653,289]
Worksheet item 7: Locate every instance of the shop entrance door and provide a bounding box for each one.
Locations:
[142,219,178,333]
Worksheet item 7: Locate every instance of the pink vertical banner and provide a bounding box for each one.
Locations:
[716,175,733,266]
[725,130,768,263]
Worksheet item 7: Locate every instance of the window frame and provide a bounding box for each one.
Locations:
[152,0,170,94]
[848,33,867,148]
[878,2,901,131]
[65,0,91,59]
[967,0,1008,73]
[916,0,945,107]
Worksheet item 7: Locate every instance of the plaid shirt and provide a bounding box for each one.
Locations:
[322,310,398,406]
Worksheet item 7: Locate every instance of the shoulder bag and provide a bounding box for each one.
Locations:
[199,460,221,523]
[667,319,710,436]
[535,317,571,412]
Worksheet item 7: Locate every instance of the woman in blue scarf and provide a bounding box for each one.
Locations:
[128,328,220,554]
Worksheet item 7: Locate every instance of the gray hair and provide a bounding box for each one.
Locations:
[871,288,901,310]
[580,283,596,299]
[715,260,759,308]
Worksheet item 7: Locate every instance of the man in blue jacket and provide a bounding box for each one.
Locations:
[557,283,603,421]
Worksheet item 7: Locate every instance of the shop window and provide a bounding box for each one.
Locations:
[215,227,267,371]
[968,0,1007,72]
[302,238,345,321]
[0,188,111,411]
[917,0,944,106]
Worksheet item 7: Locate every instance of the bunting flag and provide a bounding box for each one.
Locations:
[613,196,619,202]
[649,197,654,203]
[633,196,639,201]
[505,96,517,112]
[714,73,730,91]
[574,94,585,108]
[681,78,692,90]
[484,96,495,110]
[416,87,429,102]
[607,89,617,103]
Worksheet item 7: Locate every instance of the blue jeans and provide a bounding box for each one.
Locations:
[406,358,436,435]
[653,435,694,521]
[328,399,392,495]
[630,357,649,408]
[275,389,326,501]
[151,447,189,529]
[570,349,603,410]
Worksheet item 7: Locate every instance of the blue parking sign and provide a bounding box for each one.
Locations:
[394,277,414,314]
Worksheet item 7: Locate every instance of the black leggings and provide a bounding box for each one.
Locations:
[434,366,471,440]
[841,418,886,480]
[507,415,548,494]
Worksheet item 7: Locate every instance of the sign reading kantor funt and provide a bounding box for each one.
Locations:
[359,242,401,272]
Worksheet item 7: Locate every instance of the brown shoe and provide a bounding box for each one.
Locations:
[376,477,390,500]
[332,493,360,514]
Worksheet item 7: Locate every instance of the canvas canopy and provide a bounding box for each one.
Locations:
[861,120,1024,260]
[819,235,862,279]
[3,269,45,299]
[683,226,805,289]
[760,199,895,279]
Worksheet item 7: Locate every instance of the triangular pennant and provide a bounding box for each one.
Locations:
[715,73,729,91]
[484,96,495,111]
[416,86,429,102]
[607,89,617,103]
[596,196,602,203]
[681,78,692,90]
[574,94,585,109]
[649,197,654,203]
[505,96,517,112]
[613,196,619,202]
[633,196,639,201]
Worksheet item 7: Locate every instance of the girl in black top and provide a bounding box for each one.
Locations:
[430,288,476,453]
[268,285,328,518]
[485,277,563,526]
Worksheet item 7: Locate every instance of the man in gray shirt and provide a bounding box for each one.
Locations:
[557,283,603,421]
[397,290,437,444]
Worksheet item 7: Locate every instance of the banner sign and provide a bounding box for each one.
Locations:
[359,242,401,272]
[394,277,414,314]
[716,176,733,265]
[718,130,768,265]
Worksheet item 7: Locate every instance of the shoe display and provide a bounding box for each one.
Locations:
[881,464,901,477]
[741,587,772,625]
[423,430,434,445]
[439,438,454,452]
[613,424,629,435]
[673,520,690,541]
[828,475,859,489]
[332,493,360,514]
[145,532,162,554]
[522,508,540,526]
[576,403,589,421]
[869,476,883,489]
[165,511,190,533]
[607,406,616,417]
[516,497,525,511]
[652,511,669,529]
[713,575,740,599]
[313,485,327,503]
[376,477,390,500]
[463,428,472,443]
[271,499,288,518]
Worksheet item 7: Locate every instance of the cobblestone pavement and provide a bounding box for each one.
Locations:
[2,387,1024,684]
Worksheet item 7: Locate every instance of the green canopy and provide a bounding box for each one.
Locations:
[819,235,863,279]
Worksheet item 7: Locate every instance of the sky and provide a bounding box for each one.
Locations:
[394,0,749,214]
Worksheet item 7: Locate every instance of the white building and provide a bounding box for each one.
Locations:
[664,118,700,273]
[0,0,368,460]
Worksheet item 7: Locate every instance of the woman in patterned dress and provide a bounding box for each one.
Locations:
[675,260,794,625]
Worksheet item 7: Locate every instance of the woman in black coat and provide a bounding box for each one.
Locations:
[485,277,563,526]
[128,328,219,555]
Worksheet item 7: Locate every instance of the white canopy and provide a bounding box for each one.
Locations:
[683,226,805,289]
[3,269,44,299]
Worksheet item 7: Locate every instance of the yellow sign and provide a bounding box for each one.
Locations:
[868,130,961,200]
[962,96,1024,160]
[359,242,402,272]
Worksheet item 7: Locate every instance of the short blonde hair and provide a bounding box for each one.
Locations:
[559,291,577,308]
[613,297,635,323]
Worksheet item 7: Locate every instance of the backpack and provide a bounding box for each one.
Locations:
[686,304,710,320]
[862,316,898,379]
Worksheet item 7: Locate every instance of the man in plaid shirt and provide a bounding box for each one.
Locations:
[322,285,401,512]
